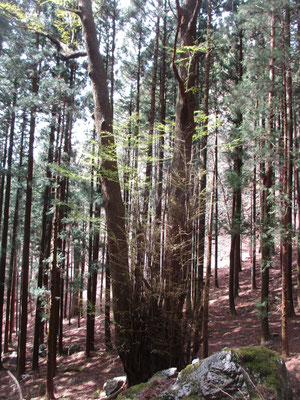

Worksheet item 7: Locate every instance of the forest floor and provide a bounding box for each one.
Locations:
[1,242,300,399]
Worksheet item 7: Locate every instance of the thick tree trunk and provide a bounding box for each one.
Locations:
[79,0,203,385]
[163,0,202,369]
[78,0,134,382]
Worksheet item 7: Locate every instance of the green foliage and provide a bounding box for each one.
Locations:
[0,1,45,32]
[254,299,269,320]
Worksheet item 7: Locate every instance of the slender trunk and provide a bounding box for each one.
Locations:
[252,162,257,290]
[153,0,167,284]
[229,30,243,304]
[0,117,9,234]
[214,107,219,288]
[202,115,216,358]
[284,4,295,319]
[32,107,55,370]
[105,250,112,351]
[142,8,160,275]
[9,257,17,343]
[282,4,293,357]
[17,33,39,377]
[296,18,300,310]
[4,118,25,353]
[45,189,60,400]
[193,0,211,352]
[86,139,95,357]
[260,14,275,345]
[0,88,17,369]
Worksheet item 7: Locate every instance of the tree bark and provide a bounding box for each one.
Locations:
[0,88,17,369]
[260,13,275,345]
[4,115,25,353]
[16,32,39,377]
[32,106,55,370]
[163,0,202,368]
[78,0,133,382]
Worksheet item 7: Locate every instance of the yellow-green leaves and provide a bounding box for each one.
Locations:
[0,1,44,32]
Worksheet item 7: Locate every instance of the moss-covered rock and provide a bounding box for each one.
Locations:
[234,346,292,400]
[117,347,293,400]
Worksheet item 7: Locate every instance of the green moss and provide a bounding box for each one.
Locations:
[235,346,281,395]
[179,361,201,379]
[117,382,147,400]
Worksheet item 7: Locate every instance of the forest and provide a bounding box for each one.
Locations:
[0,0,299,399]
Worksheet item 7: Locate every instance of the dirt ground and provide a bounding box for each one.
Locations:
[1,243,300,399]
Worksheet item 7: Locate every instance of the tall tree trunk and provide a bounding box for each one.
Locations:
[17,35,39,376]
[78,0,133,383]
[4,117,25,353]
[251,161,257,290]
[260,13,275,345]
[202,112,216,358]
[105,250,112,351]
[0,117,9,234]
[0,88,17,369]
[153,0,167,284]
[163,0,202,369]
[283,3,295,319]
[229,29,243,307]
[141,6,160,275]
[214,124,219,289]
[282,3,294,357]
[45,187,60,400]
[32,107,55,370]
[193,0,211,352]
[86,138,95,357]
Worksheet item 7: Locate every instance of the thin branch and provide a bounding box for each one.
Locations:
[6,370,24,400]
[168,0,177,19]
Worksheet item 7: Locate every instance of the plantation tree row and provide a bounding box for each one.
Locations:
[0,0,299,398]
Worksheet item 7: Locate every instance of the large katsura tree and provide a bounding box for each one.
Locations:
[78,0,202,386]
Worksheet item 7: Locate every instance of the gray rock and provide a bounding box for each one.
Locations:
[155,368,178,379]
[117,346,293,400]
[68,342,80,355]
[104,376,126,396]
[190,350,248,399]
